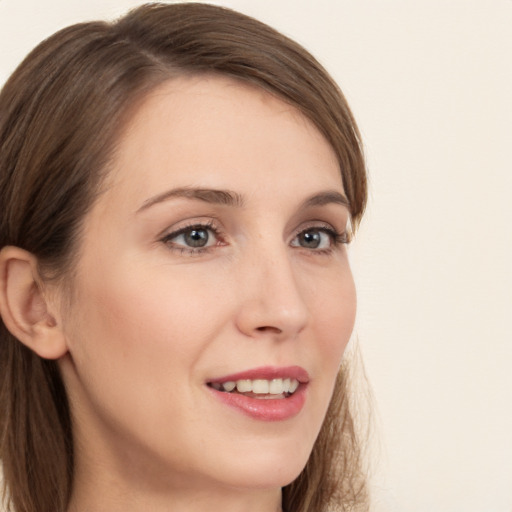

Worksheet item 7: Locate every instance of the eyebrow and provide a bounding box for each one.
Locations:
[300,190,351,210]
[136,186,350,213]
[137,187,245,213]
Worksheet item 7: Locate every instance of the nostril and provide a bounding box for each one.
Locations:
[256,326,282,334]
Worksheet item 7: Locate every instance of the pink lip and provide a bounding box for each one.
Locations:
[206,365,309,422]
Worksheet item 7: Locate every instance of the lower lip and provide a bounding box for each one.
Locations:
[207,385,307,421]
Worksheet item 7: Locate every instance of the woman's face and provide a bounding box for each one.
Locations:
[58,75,356,496]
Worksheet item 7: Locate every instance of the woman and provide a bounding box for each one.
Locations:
[0,3,368,512]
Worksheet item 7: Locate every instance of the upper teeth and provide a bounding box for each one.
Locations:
[211,378,299,395]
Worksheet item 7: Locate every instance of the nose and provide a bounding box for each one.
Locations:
[234,244,309,340]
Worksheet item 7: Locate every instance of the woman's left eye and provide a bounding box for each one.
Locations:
[291,227,345,250]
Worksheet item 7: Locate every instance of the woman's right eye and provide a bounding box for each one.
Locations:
[161,223,221,253]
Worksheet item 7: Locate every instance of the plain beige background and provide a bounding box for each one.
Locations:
[1,1,511,511]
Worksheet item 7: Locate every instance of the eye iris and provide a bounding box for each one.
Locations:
[185,228,209,247]
[300,230,321,248]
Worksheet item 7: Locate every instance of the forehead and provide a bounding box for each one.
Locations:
[105,75,343,206]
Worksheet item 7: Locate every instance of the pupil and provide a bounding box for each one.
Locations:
[301,231,320,248]
[185,229,208,247]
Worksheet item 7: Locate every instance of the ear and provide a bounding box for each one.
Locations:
[0,246,68,359]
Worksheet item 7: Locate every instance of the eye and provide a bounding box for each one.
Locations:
[161,222,221,251]
[291,226,347,250]
[178,227,211,248]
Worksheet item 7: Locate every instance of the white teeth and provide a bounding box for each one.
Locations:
[222,381,236,392]
[214,378,300,395]
[236,379,252,393]
[252,379,270,394]
[269,378,283,394]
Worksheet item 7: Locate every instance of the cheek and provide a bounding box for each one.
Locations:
[63,251,242,409]
[60,258,234,458]
[306,263,356,411]
[310,262,356,356]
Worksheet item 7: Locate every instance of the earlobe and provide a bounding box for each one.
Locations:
[0,246,68,359]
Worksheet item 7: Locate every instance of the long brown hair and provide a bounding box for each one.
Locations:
[0,4,368,511]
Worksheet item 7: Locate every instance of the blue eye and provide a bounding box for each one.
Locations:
[291,227,347,250]
[179,227,210,247]
[296,230,324,249]
[162,223,218,251]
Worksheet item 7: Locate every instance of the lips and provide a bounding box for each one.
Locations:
[206,366,309,421]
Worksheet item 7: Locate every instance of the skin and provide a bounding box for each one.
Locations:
[53,75,357,512]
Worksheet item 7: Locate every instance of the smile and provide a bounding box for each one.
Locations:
[206,366,309,420]
[208,378,300,399]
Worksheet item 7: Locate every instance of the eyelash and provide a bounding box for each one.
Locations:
[296,226,350,255]
[160,221,349,256]
[160,220,223,256]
